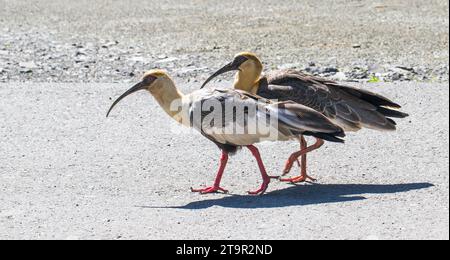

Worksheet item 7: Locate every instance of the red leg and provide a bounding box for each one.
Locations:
[299,135,307,176]
[191,151,229,194]
[246,145,278,195]
[281,137,324,183]
[298,136,316,182]
[301,137,317,182]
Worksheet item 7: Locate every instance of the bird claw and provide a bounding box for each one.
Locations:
[248,183,269,195]
[280,175,317,184]
[191,186,229,194]
[247,176,278,195]
[247,176,280,195]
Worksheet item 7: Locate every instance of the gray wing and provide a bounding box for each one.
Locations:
[263,70,409,131]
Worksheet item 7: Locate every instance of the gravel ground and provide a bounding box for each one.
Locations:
[0,0,448,83]
[0,81,448,240]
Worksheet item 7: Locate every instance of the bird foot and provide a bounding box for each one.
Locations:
[247,176,278,195]
[248,182,269,195]
[280,174,317,184]
[191,186,228,194]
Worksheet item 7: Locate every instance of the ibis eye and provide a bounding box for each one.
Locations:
[143,75,156,85]
[233,55,249,67]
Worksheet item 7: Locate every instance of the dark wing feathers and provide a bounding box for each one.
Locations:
[338,85,401,109]
[275,101,345,142]
[376,106,409,118]
[264,70,408,132]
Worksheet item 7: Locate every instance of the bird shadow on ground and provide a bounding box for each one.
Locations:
[139,182,434,210]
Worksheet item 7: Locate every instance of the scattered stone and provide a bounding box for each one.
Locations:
[395,66,415,72]
[304,66,320,74]
[72,43,84,49]
[331,72,348,81]
[386,72,404,81]
[390,66,411,75]
[75,51,86,56]
[383,66,419,81]
[102,40,119,48]
[321,67,339,74]
[345,67,369,80]
[0,27,444,83]
[413,66,429,76]
[177,66,208,75]
[75,57,89,63]
[155,57,178,64]
[19,61,38,69]
[19,68,33,74]
[128,57,146,63]
[278,63,300,70]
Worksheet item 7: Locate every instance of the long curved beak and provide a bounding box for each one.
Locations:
[201,62,241,89]
[106,81,146,117]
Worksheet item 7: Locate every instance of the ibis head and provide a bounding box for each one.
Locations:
[106,70,170,117]
[201,52,263,91]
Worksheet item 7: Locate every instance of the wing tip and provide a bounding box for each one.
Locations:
[303,131,346,143]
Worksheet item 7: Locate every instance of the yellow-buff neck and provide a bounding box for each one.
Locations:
[233,58,263,94]
[149,77,185,123]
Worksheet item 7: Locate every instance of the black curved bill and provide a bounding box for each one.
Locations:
[106,81,146,117]
[201,56,248,89]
